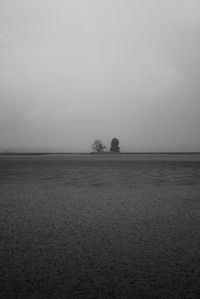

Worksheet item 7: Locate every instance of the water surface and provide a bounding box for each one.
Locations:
[1,153,200,298]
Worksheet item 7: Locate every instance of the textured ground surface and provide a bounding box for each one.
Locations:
[1,154,200,298]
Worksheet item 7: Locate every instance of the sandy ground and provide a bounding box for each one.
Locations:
[1,154,200,298]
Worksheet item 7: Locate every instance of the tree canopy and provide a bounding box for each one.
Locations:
[110,138,120,152]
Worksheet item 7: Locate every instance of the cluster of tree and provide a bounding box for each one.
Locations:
[92,138,120,153]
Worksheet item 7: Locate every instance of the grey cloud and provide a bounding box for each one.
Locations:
[0,0,200,151]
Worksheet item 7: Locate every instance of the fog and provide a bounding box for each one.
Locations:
[1,0,200,152]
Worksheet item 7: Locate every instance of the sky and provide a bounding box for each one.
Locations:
[0,0,200,152]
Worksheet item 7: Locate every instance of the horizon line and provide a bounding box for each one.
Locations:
[0,151,200,155]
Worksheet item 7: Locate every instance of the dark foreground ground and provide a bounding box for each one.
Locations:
[1,153,200,298]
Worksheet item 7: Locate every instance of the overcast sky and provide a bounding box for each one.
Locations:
[1,0,200,152]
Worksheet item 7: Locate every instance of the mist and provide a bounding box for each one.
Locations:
[1,0,200,152]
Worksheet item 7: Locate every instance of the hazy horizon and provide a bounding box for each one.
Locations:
[1,147,200,154]
[1,0,200,152]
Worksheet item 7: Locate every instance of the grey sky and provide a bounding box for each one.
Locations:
[1,0,200,152]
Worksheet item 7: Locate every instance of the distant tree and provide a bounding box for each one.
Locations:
[110,138,120,152]
[92,140,106,153]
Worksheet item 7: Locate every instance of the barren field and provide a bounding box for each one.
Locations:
[1,153,200,298]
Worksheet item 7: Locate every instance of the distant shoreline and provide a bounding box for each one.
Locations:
[0,152,200,156]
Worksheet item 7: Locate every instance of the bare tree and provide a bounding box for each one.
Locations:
[92,140,106,153]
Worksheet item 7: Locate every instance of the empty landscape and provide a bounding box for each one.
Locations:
[1,153,200,298]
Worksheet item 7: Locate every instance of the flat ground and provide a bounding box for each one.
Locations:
[1,154,200,298]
